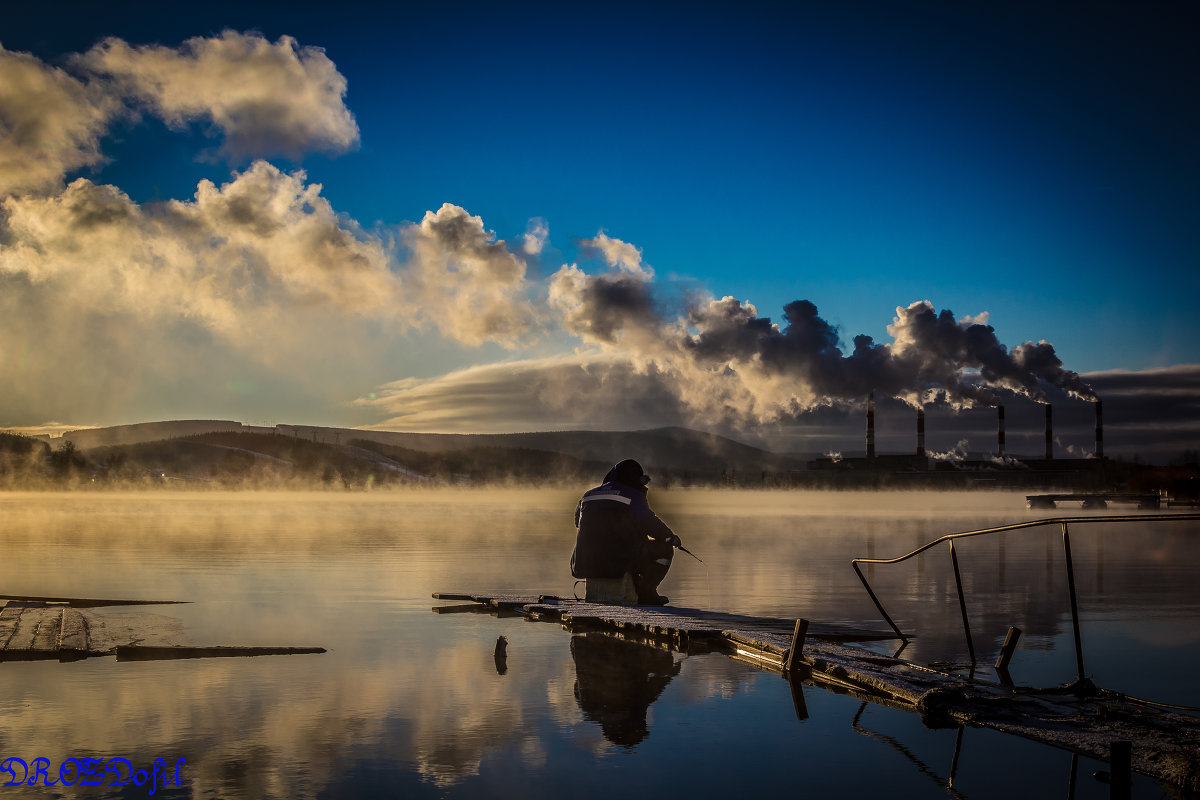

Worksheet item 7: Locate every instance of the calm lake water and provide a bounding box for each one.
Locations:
[0,489,1195,798]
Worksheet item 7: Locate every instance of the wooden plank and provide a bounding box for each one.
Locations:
[1,606,62,652]
[0,606,20,650]
[0,594,186,608]
[431,604,489,614]
[58,608,90,652]
[115,645,326,660]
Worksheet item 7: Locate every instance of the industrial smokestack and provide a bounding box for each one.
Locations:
[866,390,876,460]
[916,407,926,457]
[1095,399,1104,459]
[998,405,1006,458]
[1044,404,1053,460]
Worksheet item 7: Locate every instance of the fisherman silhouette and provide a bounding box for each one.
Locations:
[570,459,681,605]
[571,632,680,747]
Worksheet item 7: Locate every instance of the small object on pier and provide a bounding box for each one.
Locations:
[494,635,508,675]
[582,573,639,605]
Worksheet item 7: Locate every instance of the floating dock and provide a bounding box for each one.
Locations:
[434,591,1200,793]
[1026,493,1161,510]
[0,598,325,661]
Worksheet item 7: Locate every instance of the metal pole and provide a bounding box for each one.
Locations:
[1062,522,1086,684]
[852,561,907,641]
[950,540,976,666]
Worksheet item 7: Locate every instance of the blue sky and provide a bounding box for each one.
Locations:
[1,0,1197,458]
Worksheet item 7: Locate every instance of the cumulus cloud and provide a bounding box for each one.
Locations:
[0,31,359,202]
[578,231,652,278]
[76,30,359,160]
[0,156,549,425]
[1,162,394,334]
[0,45,118,196]
[402,203,539,347]
[521,217,549,256]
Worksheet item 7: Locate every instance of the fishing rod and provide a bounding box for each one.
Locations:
[675,544,703,563]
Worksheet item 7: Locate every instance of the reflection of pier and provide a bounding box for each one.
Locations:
[434,591,1200,794]
[1025,493,1161,510]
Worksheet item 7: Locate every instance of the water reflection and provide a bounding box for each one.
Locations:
[570,633,681,747]
[0,490,1195,798]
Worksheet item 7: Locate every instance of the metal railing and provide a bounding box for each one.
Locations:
[851,513,1200,685]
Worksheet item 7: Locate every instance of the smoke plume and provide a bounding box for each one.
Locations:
[545,239,1095,426]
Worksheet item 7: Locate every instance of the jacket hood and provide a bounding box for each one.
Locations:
[603,459,649,492]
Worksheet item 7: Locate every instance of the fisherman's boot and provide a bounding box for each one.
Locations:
[634,540,673,605]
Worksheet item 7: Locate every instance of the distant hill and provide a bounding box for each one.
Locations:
[349,425,805,481]
[61,420,258,449]
[37,421,804,487]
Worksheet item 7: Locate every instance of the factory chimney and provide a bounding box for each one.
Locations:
[1095,399,1104,459]
[997,405,1006,458]
[1044,404,1054,460]
[916,407,926,457]
[866,391,876,460]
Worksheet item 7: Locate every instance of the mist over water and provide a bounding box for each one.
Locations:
[0,489,1194,798]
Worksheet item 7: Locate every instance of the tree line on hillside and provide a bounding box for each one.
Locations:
[0,431,611,489]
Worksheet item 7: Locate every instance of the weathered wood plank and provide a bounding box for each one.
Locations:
[115,645,326,660]
[0,594,187,608]
[58,608,89,652]
[1,605,62,651]
[1,602,325,662]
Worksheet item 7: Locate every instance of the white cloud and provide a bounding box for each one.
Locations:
[0,45,117,196]
[521,217,549,255]
[76,30,359,160]
[402,203,539,347]
[0,160,550,425]
[579,231,652,278]
[0,162,395,334]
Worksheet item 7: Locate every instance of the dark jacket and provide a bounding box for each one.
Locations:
[570,479,675,579]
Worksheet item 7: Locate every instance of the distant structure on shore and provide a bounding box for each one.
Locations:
[809,392,1106,480]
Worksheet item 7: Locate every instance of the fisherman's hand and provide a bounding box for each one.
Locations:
[667,534,682,548]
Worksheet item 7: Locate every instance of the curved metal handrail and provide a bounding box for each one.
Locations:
[850,512,1200,682]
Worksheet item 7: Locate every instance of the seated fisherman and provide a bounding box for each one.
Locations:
[570,459,681,605]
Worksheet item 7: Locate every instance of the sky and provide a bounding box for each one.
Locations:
[1,0,1198,461]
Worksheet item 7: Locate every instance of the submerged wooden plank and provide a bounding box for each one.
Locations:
[115,645,326,661]
[0,594,187,608]
[1,602,325,663]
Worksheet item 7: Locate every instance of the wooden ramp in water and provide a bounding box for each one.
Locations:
[434,591,1200,793]
[0,598,325,661]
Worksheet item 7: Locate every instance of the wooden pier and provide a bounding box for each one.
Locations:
[435,591,1200,793]
[0,598,325,661]
[1026,493,1161,510]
